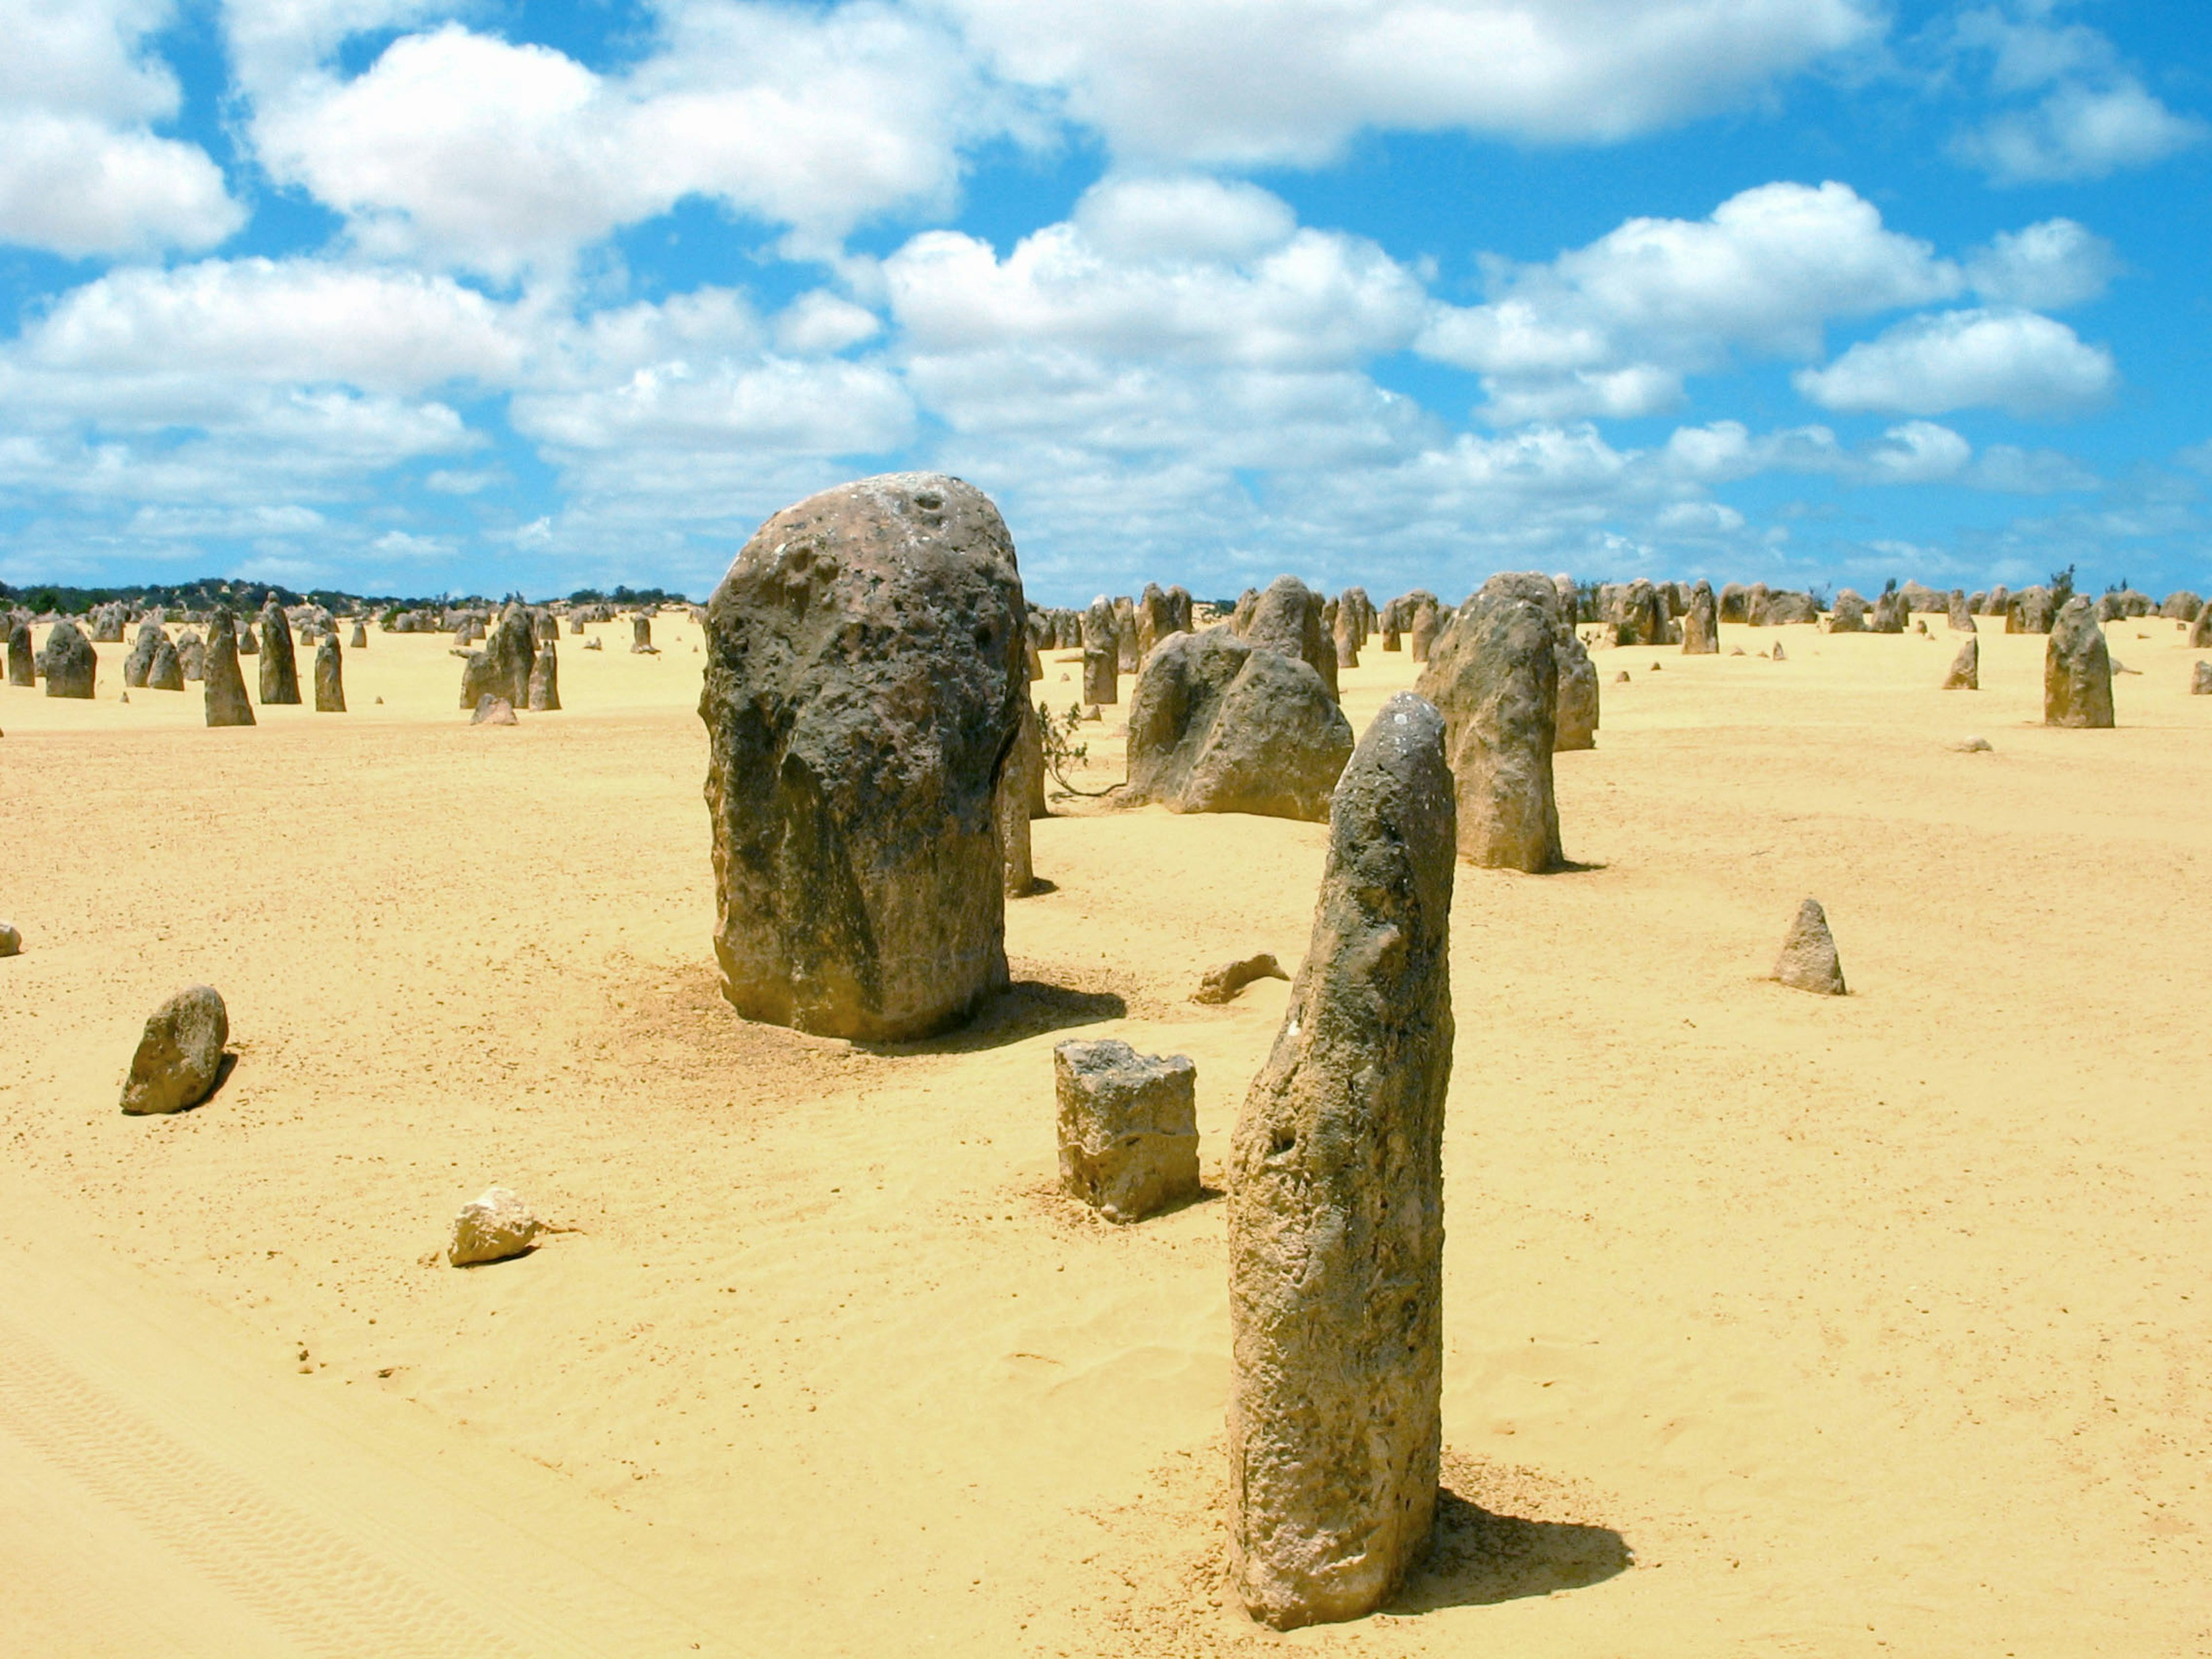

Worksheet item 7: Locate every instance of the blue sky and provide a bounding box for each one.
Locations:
[0,0,2205,605]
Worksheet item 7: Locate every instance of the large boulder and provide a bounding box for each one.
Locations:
[1829,589,1869,632]
[257,597,300,704]
[202,611,255,726]
[120,986,229,1114]
[2044,596,2113,728]
[1611,578,1665,646]
[2007,586,2055,635]
[1869,588,1907,634]
[1229,692,1455,1630]
[699,472,1026,1041]
[1758,590,1819,625]
[1416,577,1561,872]
[1052,1039,1200,1223]
[40,620,96,698]
[2161,590,2203,622]
[1123,629,1353,821]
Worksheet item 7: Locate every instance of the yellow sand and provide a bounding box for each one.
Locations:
[2,611,2209,1656]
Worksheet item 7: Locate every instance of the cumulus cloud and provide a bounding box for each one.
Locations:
[1965,218,2114,310]
[945,0,1878,163]
[1948,6,2206,184]
[1794,308,2115,418]
[1417,181,1963,422]
[0,0,243,255]
[244,6,1007,275]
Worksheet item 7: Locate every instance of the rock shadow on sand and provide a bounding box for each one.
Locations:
[1387,1486,1632,1612]
[852,978,1127,1056]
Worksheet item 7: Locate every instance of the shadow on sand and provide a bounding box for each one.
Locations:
[854,978,1126,1057]
[1387,1487,1633,1613]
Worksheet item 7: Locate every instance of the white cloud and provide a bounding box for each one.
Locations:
[20,258,530,393]
[245,7,1006,275]
[774,291,882,355]
[512,357,914,457]
[1795,308,2115,418]
[1418,181,1962,422]
[1965,218,2113,310]
[1863,419,1973,483]
[1948,7,2207,184]
[0,0,243,255]
[945,0,1878,163]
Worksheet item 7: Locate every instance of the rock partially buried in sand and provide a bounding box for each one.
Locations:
[1774,899,1846,995]
[1123,630,1353,823]
[2043,597,2113,729]
[1952,736,1993,752]
[1942,635,1978,690]
[449,1187,541,1266]
[1193,953,1289,1004]
[471,694,518,725]
[1229,693,1455,1631]
[1052,1039,1200,1224]
[700,471,1026,1042]
[121,986,229,1115]
[0,921,20,957]
[2192,661,2212,695]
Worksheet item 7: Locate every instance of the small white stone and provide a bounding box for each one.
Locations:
[449,1187,541,1266]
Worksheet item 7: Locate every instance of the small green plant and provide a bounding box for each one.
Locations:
[1039,700,1121,797]
[2048,563,2077,608]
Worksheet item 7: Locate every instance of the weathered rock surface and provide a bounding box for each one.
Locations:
[1082,596,1119,706]
[1192,953,1289,1004]
[0,921,20,957]
[2194,661,2212,696]
[1053,1039,1200,1223]
[1247,577,1336,697]
[700,472,1026,1041]
[1942,636,1978,690]
[6,616,32,686]
[202,611,255,726]
[2191,601,2212,649]
[1416,577,1561,872]
[147,638,184,691]
[257,599,300,704]
[123,620,164,687]
[41,620,96,698]
[120,986,229,1115]
[2044,596,2113,728]
[1774,899,1846,995]
[1554,630,1599,751]
[471,694,518,725]
[1829,590,1868,632]
[449,1187,541,1266]
[1123,629,1353,821]
[2008,586,2056,635]
[1681,579,1719,654]
[238,620,259,654]
[632,615,655,653]
[350,620,369,649]
[1408,597,1440,662]
[1229,692,1455,1630]
[1948,590,1976,632]
[176,630,206,681]
[527,638,560,711]
[314,635,346,712]
[994,696,1042,896]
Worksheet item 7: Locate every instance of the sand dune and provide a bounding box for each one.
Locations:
[4,612,2210,1655]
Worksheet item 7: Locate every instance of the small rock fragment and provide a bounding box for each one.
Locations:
[1952,736,1993,752]
[0,921,20,957]
[449,1187,541,1266]
[1192,953,1289,1004]
[120,986,229,1115]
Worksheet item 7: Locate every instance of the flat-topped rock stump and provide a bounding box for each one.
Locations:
[1053,1039,1200,1223]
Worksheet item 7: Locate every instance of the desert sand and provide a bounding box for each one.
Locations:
[3,609,2210,1656]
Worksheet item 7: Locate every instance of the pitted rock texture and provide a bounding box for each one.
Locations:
[1052,1039,1200,1223]
[121,986,229,1115]
[1123,629,1353,822]
[700,472,1027,1041]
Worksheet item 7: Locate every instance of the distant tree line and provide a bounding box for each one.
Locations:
[0,578,698,614]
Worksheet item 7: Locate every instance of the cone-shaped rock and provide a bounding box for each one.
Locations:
[147,638,184,691]
[1248,576,1336,698]
[123,619,162,687]
[1681,580,1719,653]
[1229,692,1455,1630]
[1124,629,1352,821]
[313,635,346,712]
[1948,590,1976,632]
[700,472,1026,1041]
[238,620,259,654]
[41,620,96,698]
[1774,898,1846,994]
[1416,578,1562,872]
[350,620,368,649]
[1081,596,1119,705]
[202,611,255,726]
[1942,635,1978,690]
[2044,596,2113,727]
[6,616,32,686]
[176,629,204,680]
[257,599,300,704]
